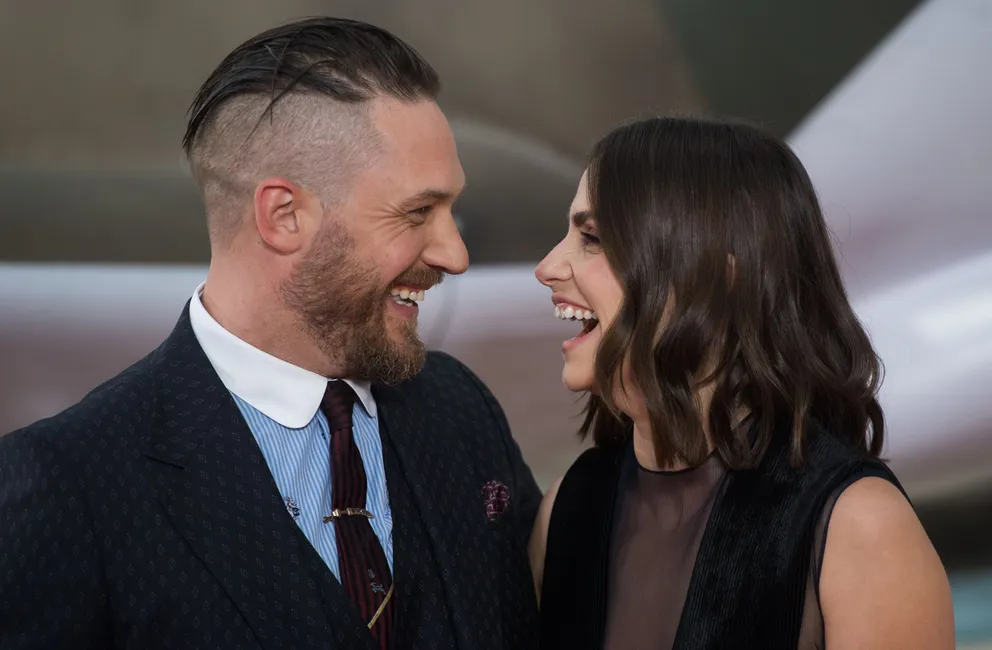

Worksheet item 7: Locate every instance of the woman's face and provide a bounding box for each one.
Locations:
[536,171,625,392]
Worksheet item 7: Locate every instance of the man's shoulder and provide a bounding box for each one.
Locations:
[2,349,161,456]
[421,349,472,378]
[384,350,507,429]
[413,350,495,401]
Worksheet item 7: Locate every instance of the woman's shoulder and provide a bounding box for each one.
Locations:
[816,476,956,648]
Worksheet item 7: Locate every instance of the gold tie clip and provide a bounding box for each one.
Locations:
[322,507,375,523]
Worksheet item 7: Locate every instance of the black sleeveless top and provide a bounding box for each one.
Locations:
[539,424,903,650]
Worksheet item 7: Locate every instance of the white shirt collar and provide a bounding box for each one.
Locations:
[188,283,376,428]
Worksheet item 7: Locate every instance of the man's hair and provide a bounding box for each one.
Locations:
[581,117,884,470]
[182,17,441,242]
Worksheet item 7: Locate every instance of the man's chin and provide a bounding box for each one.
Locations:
[364,335,427,385]
[373,351,426,385]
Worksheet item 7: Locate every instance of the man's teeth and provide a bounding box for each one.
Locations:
[554,305,597,321]
[390,287,426,304]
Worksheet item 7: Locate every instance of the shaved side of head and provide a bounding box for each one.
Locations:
[188,94,379,244]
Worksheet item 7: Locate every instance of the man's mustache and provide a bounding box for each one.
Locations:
[392,268,445,289]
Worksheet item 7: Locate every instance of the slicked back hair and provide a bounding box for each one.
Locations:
[182,17,441,243]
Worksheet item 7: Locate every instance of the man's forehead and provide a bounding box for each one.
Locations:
[348,151,465,211]
[371,100,461,167]
[372,156,465,197]
[370,98,451,148]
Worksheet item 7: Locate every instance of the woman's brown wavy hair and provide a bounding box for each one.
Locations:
[580,117,884,469]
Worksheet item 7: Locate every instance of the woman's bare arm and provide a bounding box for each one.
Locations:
[820,477,955,649]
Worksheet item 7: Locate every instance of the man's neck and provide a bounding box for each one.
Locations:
[200,267,337,378]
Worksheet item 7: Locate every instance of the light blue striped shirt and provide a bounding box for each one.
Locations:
[188,284,394,578]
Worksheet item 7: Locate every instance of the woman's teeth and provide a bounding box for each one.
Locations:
[390,287,426,306]
[554,305,598,322]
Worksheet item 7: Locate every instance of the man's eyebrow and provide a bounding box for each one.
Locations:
[570,210,592,227]
[399,187,463,210]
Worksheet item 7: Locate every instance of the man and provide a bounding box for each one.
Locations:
[0,18,541,650]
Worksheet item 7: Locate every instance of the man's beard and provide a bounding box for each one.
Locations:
[280,221,443,384]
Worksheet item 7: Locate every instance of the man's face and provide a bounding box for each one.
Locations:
[282,97,468,384]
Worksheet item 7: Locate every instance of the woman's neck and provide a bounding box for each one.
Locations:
[631,419,710,472]
[624,376,726,471]
[629,405,751,472]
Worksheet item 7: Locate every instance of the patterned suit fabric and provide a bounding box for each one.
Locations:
[0,305,542,650]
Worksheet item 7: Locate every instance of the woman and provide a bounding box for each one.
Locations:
[530,117,955,649]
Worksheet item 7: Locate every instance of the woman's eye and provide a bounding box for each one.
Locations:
[581,232,600,245]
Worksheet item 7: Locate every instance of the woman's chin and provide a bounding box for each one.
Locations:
[561,366,594,393]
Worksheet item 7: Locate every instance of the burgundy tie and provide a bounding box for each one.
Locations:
[321,381,394,648]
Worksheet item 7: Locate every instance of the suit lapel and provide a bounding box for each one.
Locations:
[374,382,501,650]
[142,308,374,650]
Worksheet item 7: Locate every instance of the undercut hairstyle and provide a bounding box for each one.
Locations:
[581,117,885,470]
[182,17,441,243]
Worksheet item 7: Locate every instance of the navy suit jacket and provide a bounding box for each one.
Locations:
[0,306,541,649]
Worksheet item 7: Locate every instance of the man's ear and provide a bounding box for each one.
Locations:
[253,177,320,254]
